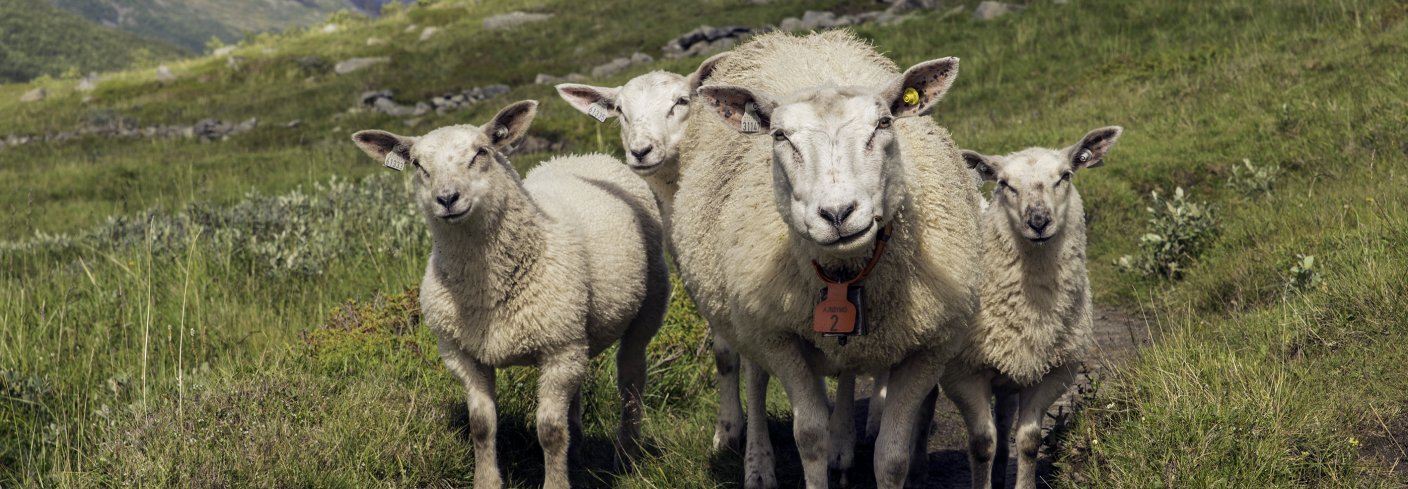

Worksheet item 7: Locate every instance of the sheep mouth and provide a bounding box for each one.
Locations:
[826,222,876,247]
[1028,235,1052,243]
[628,160,665,174]
[438,208,471,222]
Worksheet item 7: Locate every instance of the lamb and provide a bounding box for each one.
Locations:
[939,126,1123,489]
[554,53,760,451]
[349,100,670,489]
[674,31,982,488]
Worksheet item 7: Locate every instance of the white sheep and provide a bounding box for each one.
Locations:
[350,100,670,489]
[553,53,762,451]
[675,31,982,489]
[940,126,1123,489]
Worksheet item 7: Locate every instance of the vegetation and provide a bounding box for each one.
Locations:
[49,0,360,52]
[0,0,185,83]
[1,0,1406,487]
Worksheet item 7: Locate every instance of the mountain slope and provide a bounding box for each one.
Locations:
[47,0,398,52]
[0,0,186,83]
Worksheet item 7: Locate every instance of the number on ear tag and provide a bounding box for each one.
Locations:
[814,283,865,337]
[587,102,610,122]
[383,151,406,171]
[740,102,760,133]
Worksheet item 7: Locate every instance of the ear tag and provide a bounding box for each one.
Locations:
[902,87,921,107]
[587,102,610,122]
[814,283,865,339]
[383,150,406,171]
[739,102,760,133]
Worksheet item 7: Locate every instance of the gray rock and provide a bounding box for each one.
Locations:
[630,52,654,65]
[591,57,634,78]
[801,10,837,29]
[285,120,303,128]
[334,57,390,75]
[20,87,46,102]
[321,24,340,34]
[887,0,940,14]
[974,1,1024,20]
[779,17,805,31]
[419,26,440,41]
[431,96,448,107]
[156,65,176,83]
[212,45,237,57]
[479,84,510,98]
[513,135,566,154]
[566,73,589,82]
[483,11,553,30]
[535,73,566,85]
[373,98,415,117]
[404,24,418,33]
[360,90,394,106]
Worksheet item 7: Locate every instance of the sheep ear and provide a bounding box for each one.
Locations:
[485,100,538,151]
[555,83,619,122]
[696,85,776,134]
[960,150,1001,182]
[352,130,416,165]
[884,57,959,118]
[1067,126,1123,170]
[686,52,729,92]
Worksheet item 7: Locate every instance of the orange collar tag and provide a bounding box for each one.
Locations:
[814,283,857,334]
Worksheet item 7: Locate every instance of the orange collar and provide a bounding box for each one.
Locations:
[811,223,894,286]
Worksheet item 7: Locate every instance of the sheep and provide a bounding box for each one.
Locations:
[554,53,761,451]
[349,100,670,489]
[674,31,982,489]
[939,126,1123,489]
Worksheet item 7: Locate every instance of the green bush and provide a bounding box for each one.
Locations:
[1226,158,1283,196]
[1116,187,1220,280]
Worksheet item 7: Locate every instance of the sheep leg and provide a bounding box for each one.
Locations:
[537,348,589,489]
[569,389,584,467]
[744,361,777,489]
[992,390,1019,489]
[1014,363,1075,489]
[767,342,831,489]
[713,332,745,451]
[829,372,858,483]
[873,351,942,489]
[436,336,502,489]
[615,314,655,463]
[942,371,995,489]
[865,370,890,443]
[906,385,938,487]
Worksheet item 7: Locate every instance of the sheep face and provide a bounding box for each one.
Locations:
[351,101,539,224]
[698,57,959,256]
[964,126,1123,242]
[557,54,728,176]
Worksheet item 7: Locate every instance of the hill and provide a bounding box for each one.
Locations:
[0,0,1405,487]
[50,0,413,52]
[0,0,186,83]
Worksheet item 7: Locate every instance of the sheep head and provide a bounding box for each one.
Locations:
[556,53,728,176]
[351,100,538,224]
[697,57,959,257]
[963,126,1123,242]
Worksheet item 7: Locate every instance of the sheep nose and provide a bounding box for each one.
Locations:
[818,202,858,228]
[1027,212,1051,234]
[629,146,654,161]
[436,192,460,208]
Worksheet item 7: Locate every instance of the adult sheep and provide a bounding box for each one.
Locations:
[350,101,670,489]
[674,31,982,488]
[554,54,762,451]
[941,127,1123,489]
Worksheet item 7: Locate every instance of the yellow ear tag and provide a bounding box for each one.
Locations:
[902,87,920,106]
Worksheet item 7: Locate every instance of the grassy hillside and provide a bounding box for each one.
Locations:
[50,0,411,52]
[0,0,185,83]
[2,0,1406,487]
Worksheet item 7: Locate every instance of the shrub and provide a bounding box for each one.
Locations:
[1116,187,1219,280]
[1226,158,1283,196]
[1284,254,1323,294]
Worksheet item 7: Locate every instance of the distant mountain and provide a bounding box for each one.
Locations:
[48,0,412,53]
[0,0,186,83]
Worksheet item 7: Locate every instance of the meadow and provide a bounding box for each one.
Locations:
[2,0,1406,487]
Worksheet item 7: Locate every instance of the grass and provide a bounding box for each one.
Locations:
[2,0,1407,487]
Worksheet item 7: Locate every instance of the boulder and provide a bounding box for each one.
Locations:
[156,65,176,83]
[974,1,1024,20]
[419,26,439,41]
[19,88,46,103]
[591,57,634,78]
[483,11,553,30]
[334,57,390,75]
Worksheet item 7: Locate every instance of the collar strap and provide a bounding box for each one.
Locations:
[812,223,893,286]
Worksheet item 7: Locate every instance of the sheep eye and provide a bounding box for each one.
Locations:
[676,97,689,106]
[772,130,787,142]
[1060,171,1073,182]
[877,116,893,129]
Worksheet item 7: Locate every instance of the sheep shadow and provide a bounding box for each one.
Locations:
[445,400,660,488]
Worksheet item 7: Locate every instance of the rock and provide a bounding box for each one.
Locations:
[234,118,258,134]
[404,24,418,33]
[974,1,1024,20]
[334,57,390,75]
[413,102,431,116]
[566,73,589,82]
[535,73,565,85]
[514,135,565,154]
[296,56,331,74]
[591,57,634,78]
[403,118,422,128]
[156,65,176,83]
[801,10,837,29]
[193,119,228,141]
[226,56,243,70]
[212,45,237,57]
[322,24,340,34]
[366,37,386,46]
[483,11,553,30]
[779,17,805,31]
[887,0,940,14]
[285,119,303,128]
[419,26,439,41]
[631,52,654,65]
[477,84,510,99]
[19,87,46,102]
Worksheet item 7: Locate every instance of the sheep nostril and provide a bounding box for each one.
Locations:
[818,202,858,228]
[436,192,460,208]
[1027,213,1051,233]
[630,146,653,161]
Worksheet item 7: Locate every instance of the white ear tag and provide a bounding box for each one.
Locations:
[383,150,406,171]
[739,102,760,133]
[587,102,609,122]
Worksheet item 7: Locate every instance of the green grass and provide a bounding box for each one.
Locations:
[0,0,186,83]
[3,0,1408,487]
